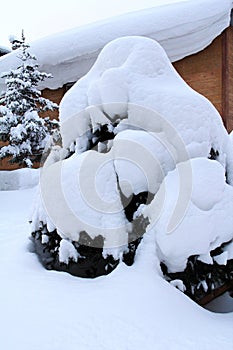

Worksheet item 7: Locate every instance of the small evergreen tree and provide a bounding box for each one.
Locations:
[0,31,59,167]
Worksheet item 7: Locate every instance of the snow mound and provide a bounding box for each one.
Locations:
[0,168,39,191]
[60,36,233,183]
[190,158,226,210]
[31,36,233,294]
[145,158,233,273]
[39,150,130,247]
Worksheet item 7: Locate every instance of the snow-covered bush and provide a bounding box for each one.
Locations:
[0,31,58,167]
[31,36,233,300]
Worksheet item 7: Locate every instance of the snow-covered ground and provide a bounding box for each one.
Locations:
[0,168,39,190]
[0,185,233,350]
[1,9,233,348]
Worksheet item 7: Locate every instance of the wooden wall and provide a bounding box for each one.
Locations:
[174,33,222,115]
[222,27,233,131]
[0,140,23,170]
[173,27,233,132]
[41,86,66,120]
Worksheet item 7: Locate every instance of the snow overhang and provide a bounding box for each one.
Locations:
[0,0,232,91]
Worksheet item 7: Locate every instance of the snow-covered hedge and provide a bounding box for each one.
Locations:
[30,37,233,301]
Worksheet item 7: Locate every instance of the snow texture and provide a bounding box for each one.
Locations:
[30,35,233,279]
[0,0,232,90]
[0,187,233,350]
[145,158,233,273]
[58,238,79,264]
[59,36,233,182]
[0,168,39,190]
[38,150,130,247]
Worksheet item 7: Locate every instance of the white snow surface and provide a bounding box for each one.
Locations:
[145,158,233,273]
[0,168,39,190]
[31,36,233,263]
[58,238,79,264]
[37,150,130,247]
[59,36,233,183]
[0,187,233,350]
[0,0,232,90]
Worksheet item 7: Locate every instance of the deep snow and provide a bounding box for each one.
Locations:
[31,36,233,289]
[59,36,233,182]
[0,186,233,350]
[0,3,233,346]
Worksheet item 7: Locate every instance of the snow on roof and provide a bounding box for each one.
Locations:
[0,0,232,91]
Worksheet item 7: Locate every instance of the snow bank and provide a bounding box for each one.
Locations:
[0,0,232,90]
[0,168,39,191]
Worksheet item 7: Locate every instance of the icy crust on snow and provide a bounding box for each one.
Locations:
[60,36,233,182]
[0,0,232,90]
[145,158,233,273]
